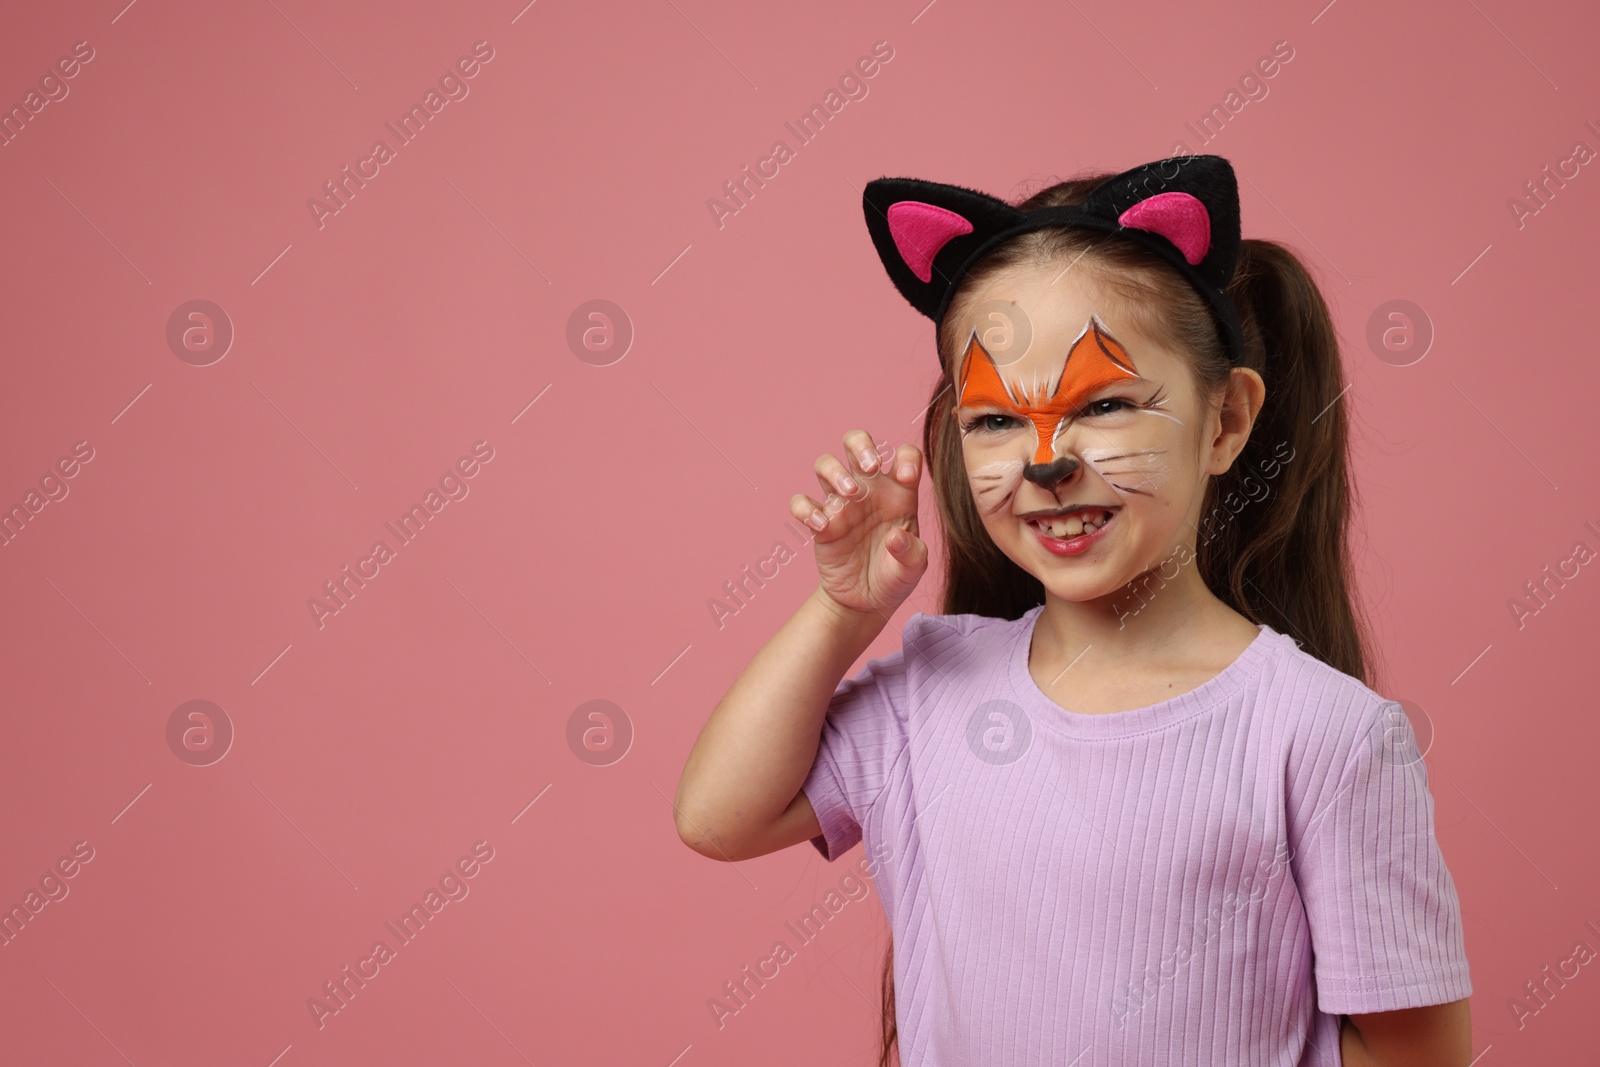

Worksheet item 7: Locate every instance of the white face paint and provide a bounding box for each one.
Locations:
[946,270,1224,606]
[1078,445,1173,496]
[969,458,1025,515]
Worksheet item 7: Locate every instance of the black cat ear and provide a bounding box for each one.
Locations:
[862,178,1025,322]
[1076,154,1241,294]
[860,156,1245,360]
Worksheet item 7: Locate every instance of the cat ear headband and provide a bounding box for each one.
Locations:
[862,153,1245,365]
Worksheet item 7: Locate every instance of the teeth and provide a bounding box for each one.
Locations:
[1031,509,1111,539]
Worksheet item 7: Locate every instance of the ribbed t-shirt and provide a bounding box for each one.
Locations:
[802,605,1472,1067]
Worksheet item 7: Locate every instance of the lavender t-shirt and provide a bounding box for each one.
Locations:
[802,606,1471,1067]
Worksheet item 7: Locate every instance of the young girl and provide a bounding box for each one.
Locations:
[676,154,1472,1066]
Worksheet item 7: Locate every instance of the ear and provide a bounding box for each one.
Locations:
[863,177,1026,321]
[1078,155,1241,294]
[1118,192,1211,265]
[886,202,972,284]
[860,156,1243,339]
[1205,365,1267,477]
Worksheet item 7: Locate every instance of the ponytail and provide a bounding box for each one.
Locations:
[1202,238,1375,686]
[876,939,897,1067]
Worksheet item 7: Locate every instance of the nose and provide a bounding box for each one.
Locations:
[1022,456,1079,490]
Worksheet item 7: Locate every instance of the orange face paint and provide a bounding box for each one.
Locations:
[957,314,1141,465]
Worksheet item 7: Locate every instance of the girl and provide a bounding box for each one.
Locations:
[675,154,1472,1066]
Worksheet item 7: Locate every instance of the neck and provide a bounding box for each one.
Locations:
[1032,547,1232,665]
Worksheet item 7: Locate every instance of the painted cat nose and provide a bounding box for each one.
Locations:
[1022,456,1079,489]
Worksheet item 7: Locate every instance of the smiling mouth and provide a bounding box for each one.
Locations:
[1022,505,1118,540]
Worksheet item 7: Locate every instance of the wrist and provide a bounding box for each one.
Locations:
[808,584,888,638]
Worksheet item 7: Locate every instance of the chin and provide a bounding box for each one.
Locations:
[1038,573,1134,605]
[986,525,1133,601]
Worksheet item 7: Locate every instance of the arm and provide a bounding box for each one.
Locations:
[1338,999,1472,1067]
[1293,702,1474,1059]
[674,432,926,863]
[674,585,887,862]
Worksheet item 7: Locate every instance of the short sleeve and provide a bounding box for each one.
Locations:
[1291,701,1473,1014]
[801,635,911,862]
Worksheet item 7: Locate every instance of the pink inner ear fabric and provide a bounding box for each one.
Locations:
[887,201,975,283]
[1118,192,1211,265]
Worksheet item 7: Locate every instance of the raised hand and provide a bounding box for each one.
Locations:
[790,429,928,620]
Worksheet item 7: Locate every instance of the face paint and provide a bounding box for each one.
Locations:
[1078,446,1172,495]
[957,313,1141,466]
[956,313,1187,515]
[968,458,1025,515]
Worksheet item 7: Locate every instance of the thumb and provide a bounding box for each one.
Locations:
[886,525,928,570]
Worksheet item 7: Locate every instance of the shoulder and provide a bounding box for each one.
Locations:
[1263,630,1405,804]
[848,609,1032,702]
[903,607,1028,640]
[899,608,1032,666]
[820,610,1024,741]
[1268,631,1394,738]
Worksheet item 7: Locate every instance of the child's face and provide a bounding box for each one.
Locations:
[949,266,1215,603]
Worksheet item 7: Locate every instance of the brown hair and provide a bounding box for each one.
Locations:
[873,170,1376,1067]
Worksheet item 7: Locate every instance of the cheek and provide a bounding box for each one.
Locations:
[964,454,1025,515]
[1078,416,1186,497]
[1080,446,1172,496]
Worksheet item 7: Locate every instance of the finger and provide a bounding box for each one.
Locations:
[800,488,851,531]
[885,525,928,570]
[814,452,865,500]
[901,530,929,573]
[841,429,881,476]
[889,444,922,486]
[789,492,830,532]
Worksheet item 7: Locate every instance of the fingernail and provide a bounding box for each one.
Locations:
[839,475,858,494]
[859,449,878,471]
[807,510,827,530]
[898,461,914,480]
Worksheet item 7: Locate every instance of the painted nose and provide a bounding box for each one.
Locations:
[1022,456,1079,490]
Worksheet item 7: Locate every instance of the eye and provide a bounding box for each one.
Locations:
[960,413,1023,434]
[1085,397,1135,417]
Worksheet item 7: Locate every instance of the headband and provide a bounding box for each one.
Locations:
[862,153,1245,365]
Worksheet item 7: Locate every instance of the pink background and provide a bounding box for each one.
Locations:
[2,0,1597,1063]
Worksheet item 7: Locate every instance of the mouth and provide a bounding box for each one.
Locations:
[1021,504,1119,555]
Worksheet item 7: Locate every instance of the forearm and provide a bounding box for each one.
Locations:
[1339,1016,1377,1067]
[675,584,886,856]
[1339,1002,1472,1067]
